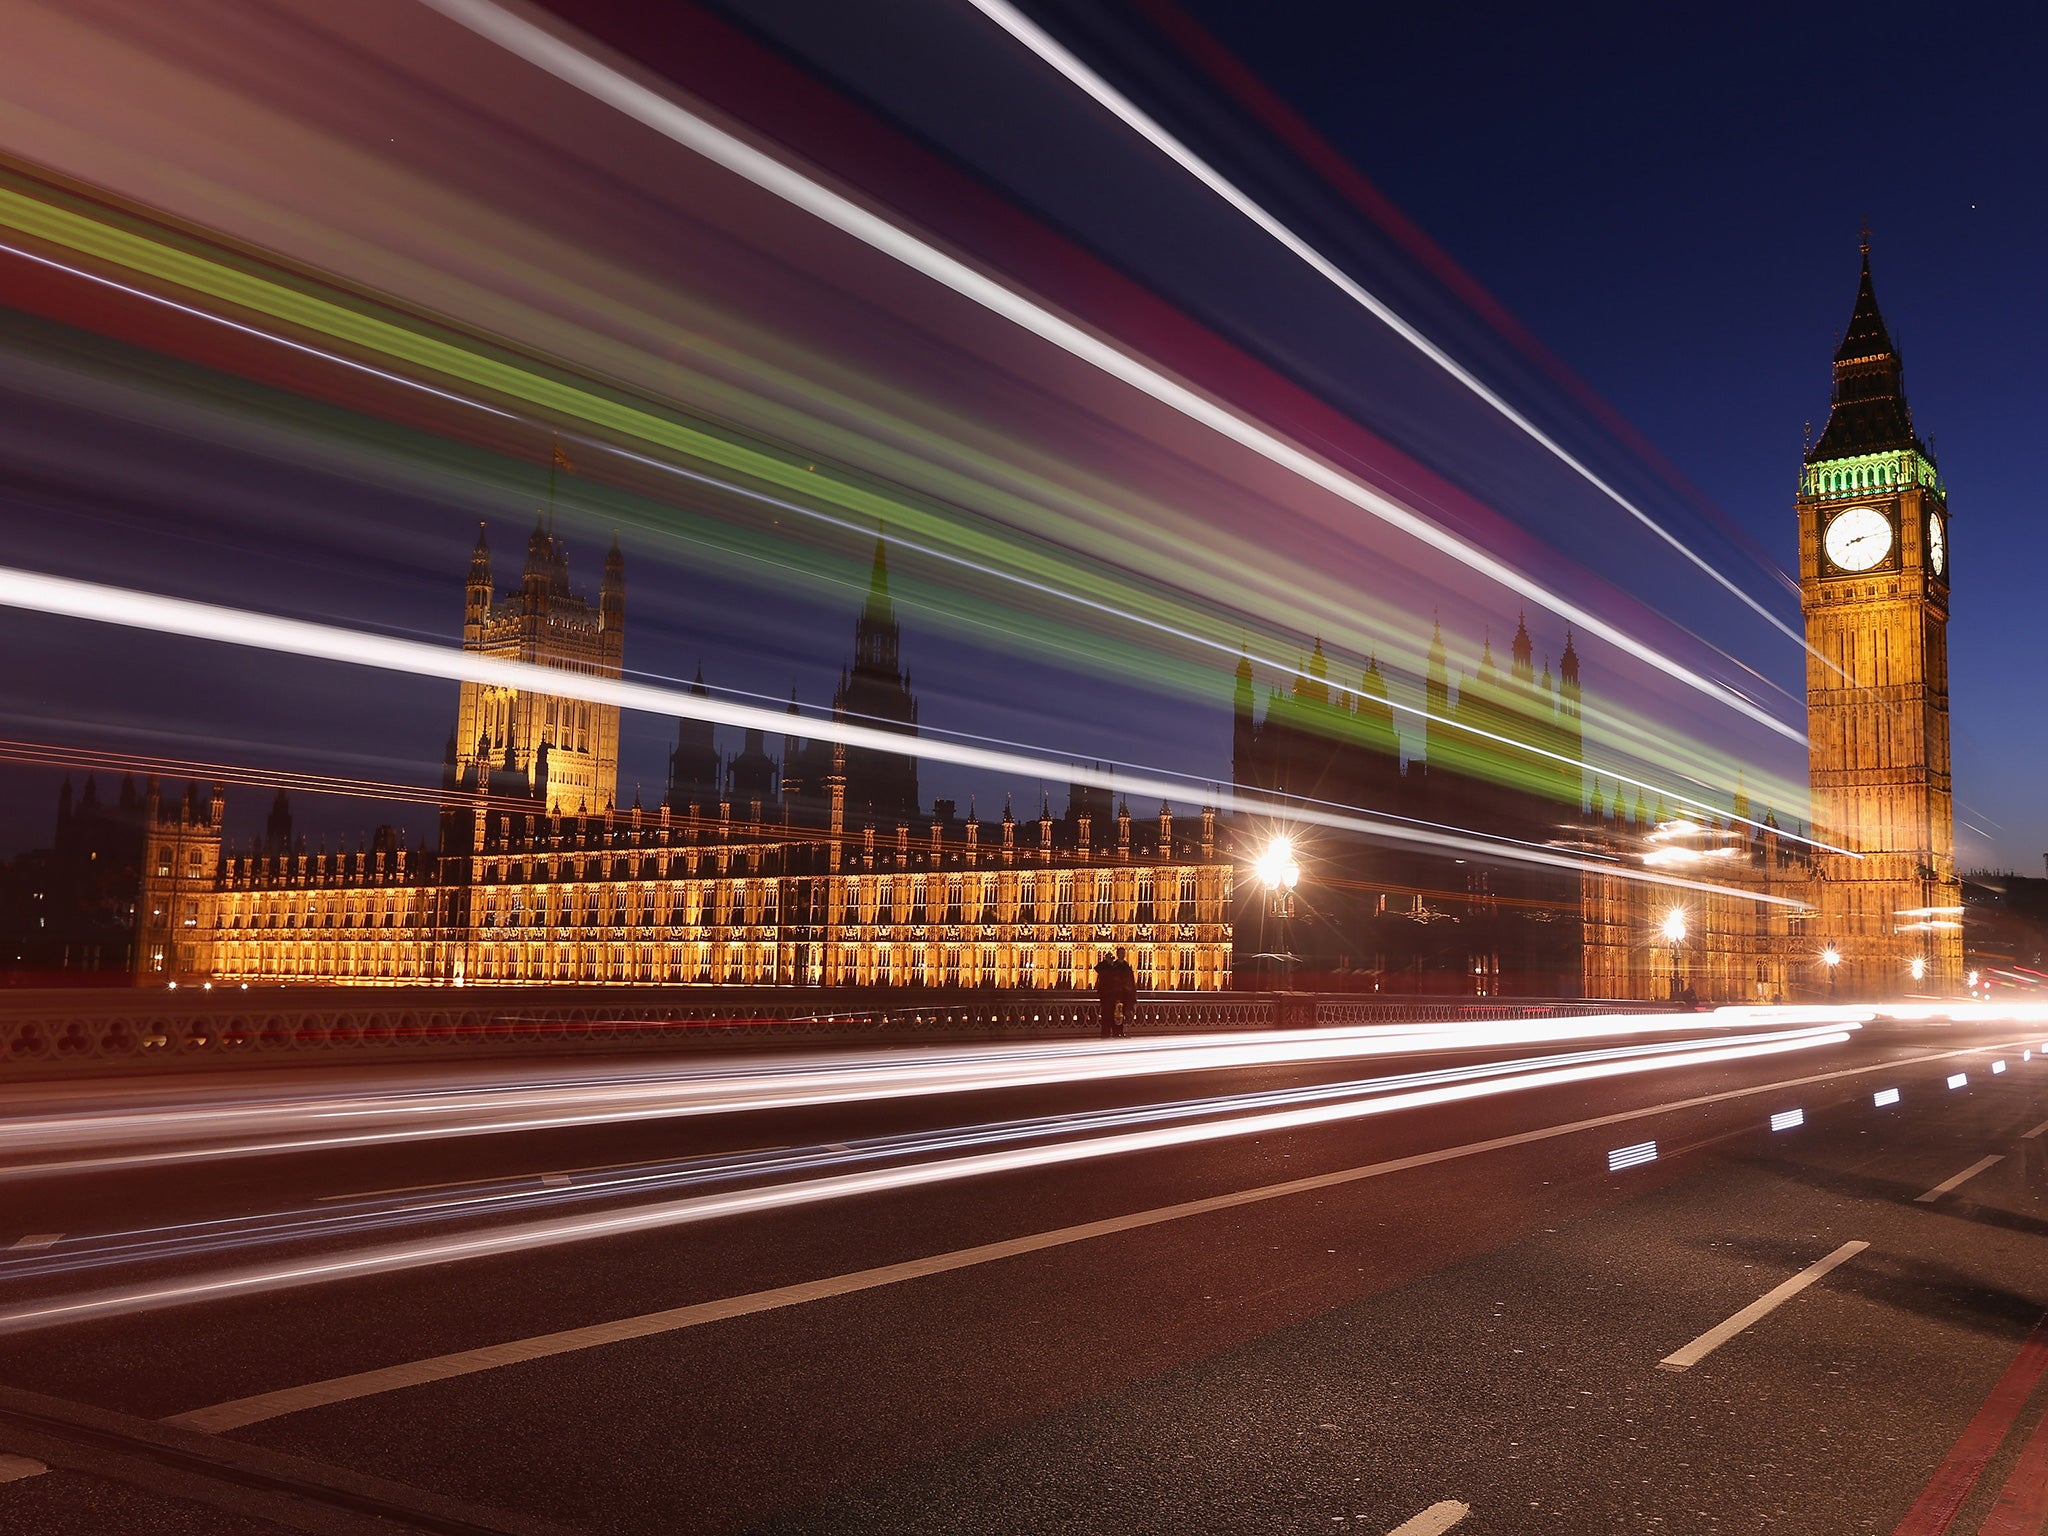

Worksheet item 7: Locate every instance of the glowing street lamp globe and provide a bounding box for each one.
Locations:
[1660,909,1688,944]
[1254,835,1301,892]
[1910,956,1927,982]
[1822,946,1842,969]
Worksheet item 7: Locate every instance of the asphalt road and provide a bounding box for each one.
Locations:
[2,1009,2046,1534]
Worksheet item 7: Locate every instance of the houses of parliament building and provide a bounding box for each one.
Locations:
[68,244,1957,1001]
[124,520,1239,993]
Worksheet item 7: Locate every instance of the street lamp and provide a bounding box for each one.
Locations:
[1910,955,1927,985]
[1660,908,1687,1002]
[1255,835,1301,989]
[1822,943,1841,1001]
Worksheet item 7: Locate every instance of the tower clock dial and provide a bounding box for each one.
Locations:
[1927,510,1946,575]
[1824,505,1893,572]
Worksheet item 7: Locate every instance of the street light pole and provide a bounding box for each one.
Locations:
[1660,908,1687,1004]
[1255,835,1302,991]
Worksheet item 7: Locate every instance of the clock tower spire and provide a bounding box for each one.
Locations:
[1798,237,1957,997]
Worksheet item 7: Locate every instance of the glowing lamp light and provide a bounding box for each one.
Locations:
[1822,946,1842,969]
[1968,970,1980,987]
[1254,836,1301,892]
[1660,908,1689,944]
[1910,957,1927,982]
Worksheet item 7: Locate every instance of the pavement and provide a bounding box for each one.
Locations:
[0,1009,2045,1534]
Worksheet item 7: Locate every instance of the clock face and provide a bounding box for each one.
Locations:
[1824,505,1893,572]
[1927,510,1946,575]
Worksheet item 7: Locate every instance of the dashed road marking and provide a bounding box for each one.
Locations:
[1657,1240,1868,1372]
[1385,1502,1470,1536]
[1916,1155,2004,1204]
[8,1234,60,1251]
[164,1037,2026,1433]
[0,1453,46,1482]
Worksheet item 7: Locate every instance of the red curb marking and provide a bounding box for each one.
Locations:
[1977,1395,2048,1535]
[1894,1313,2048,1535]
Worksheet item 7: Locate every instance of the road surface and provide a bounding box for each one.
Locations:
[1,1007,2044,1534]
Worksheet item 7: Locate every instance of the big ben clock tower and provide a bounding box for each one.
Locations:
[1798,237,1959,997]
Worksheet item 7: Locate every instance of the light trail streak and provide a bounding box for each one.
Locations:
[0,193,1814,830]
[0,563,1815,905]
[0,1022,1856,1289]
[614,436,1836,849]
[0,1009,1866,1176]
[0,238,514,423]
[0,1022,1853,1334]
[965,0,1823,670]
[421,0,1806,747]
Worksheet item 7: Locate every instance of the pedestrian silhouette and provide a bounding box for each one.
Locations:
[1112,946,1137,1035]
[1095,950,1126,1038]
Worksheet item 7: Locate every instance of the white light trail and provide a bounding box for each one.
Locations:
[0,1023,1848,1334]
[965,0,1818,667]
[0,1009,1861,1176]
[0,563,1812,905]
[4,1023,1853,1285]
[612,439,1834,853]
[0,240,515,422]
[423,0,1805,746]
[0,242,1808,849]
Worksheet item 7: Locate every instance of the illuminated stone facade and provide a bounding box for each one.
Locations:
[452,520,624,816]
[1582,244,1960,1001]
[1579,796,1817,1003]
[1231,620,1587,994]
[1794,247,1961,996]
[139,531,1232,990]
[166,800,1231,991]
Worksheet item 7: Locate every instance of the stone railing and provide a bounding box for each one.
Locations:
[0,987,1672,1077]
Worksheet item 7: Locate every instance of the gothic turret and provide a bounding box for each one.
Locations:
[834,530,920,826]
[667,666,721,812]
[601,532,625,664]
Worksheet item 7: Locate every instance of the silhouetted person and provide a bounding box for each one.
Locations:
[1112,946,1138,1035]
[1095,950,1124,1038]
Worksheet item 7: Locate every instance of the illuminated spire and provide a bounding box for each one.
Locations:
[864,528,893,622]
[1810,232,1924,463]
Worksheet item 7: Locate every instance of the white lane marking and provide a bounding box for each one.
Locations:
[164,1040,2008,1434]
[0,1453,48,1482]
[1657,1240,1869,1372]
[8,1234,61,1250]
[2023,1117,2048,1140]
[540,1175,572,1189]
[1770,1109,1804,1131]
[1874,1089,1901,1107]
[1915,1155,2005,1204]
[1948,1073,1969,1089]
[1607,1141,1657,1170]
[1994,1060,2008,1074]
[1385,1502,1471,1536]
